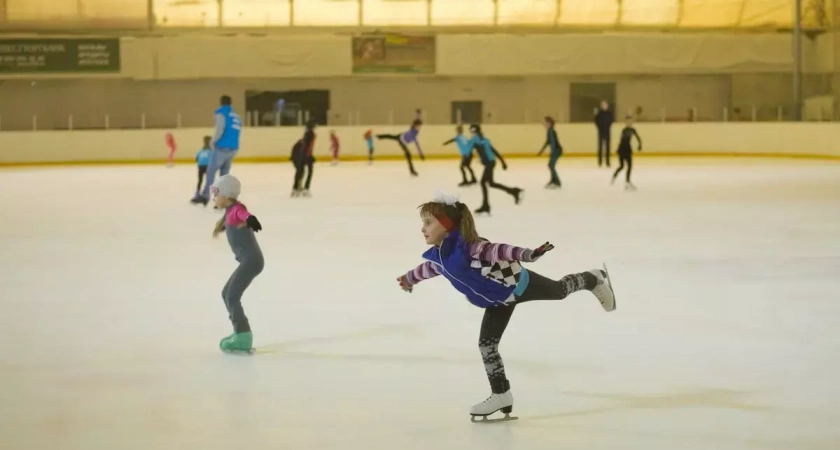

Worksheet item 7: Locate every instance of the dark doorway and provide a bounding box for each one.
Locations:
[245,90,330,126]
[569,83,616,123]
[451,100,483,124]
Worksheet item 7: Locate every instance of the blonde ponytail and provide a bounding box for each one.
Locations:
[456,203,480,243]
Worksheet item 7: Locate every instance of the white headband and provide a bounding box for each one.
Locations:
[433,190,459,206]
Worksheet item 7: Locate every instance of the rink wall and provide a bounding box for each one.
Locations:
[1,123,839,165]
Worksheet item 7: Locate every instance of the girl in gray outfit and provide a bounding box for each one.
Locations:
[211,175,264,353]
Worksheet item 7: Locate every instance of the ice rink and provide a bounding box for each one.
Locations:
[1,157,839,450]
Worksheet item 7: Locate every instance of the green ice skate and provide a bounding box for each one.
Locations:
[220,332,253,354]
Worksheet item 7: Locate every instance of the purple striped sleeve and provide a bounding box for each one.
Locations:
[405,261,442,286]
[468,241,535,263]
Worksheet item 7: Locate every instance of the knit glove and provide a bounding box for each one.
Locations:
[246,215,262,233]
[397,275,413,293]
[525,242,554,262]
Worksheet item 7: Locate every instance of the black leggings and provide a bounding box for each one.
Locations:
[377,134,417,175]
[598,133,611,166]
[478,270,598,394]
[612,152,632,183]
[460,154,476,183]
[292,155,315,191]
[479,161,518,210]
[197,166,207,193]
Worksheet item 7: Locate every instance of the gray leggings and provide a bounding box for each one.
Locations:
[222,259,264,333]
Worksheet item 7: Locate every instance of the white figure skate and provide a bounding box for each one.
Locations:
[470,391,518,423]
[590,263,616,312]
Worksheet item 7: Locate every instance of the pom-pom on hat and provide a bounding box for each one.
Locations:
[432,190,462,232]
[211,174,241,199]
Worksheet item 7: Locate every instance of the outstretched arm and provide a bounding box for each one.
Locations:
[414,139,424,159]
[538,138,549,156]
[468,241,553,264]
[442,137,456,146]
[398,261,441,291]
[491,146,507,168]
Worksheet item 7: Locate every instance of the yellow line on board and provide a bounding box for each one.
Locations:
[0,152,838,168]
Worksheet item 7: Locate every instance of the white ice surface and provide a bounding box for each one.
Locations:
[1,158,839,450]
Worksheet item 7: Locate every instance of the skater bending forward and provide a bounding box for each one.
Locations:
[211,174,264,353]
[397,192,616,420]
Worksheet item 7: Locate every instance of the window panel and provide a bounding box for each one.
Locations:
[222,0,290,26]
[622,0,678,25]
[295,0,359,26]
[362,0,427,26]
[680,0,740,27]
[82,0,148,19]
[431,0,493,26]
[558,0,618,25]
[154,0,219,27]
[740,0,791,26]
[7,0,79,20]
[498,0,557,25]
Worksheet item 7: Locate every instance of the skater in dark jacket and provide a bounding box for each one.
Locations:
[537,116,562,189]
[594,100,614,167]
[397,193,616,421]
[611,115,642,191]
[291,120,316,197]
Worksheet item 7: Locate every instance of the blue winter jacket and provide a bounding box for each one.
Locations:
[422,231,525,308]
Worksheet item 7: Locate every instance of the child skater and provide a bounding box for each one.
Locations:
[210,174,264,354]
[469,124,522,215]
[397,192,616,421]
[611,115,642,191]
[363,129,375,164]
[291,119,317,197]
[377,119,425,176]
[443,124,476,187]
[194,136,212,198]
[165,132,177,167]
[330,130,340,165]
[536,116,563,189]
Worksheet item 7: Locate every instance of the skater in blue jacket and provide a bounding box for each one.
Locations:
[397,192,616,421]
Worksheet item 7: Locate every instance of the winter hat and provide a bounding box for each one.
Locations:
[212,174,241,199]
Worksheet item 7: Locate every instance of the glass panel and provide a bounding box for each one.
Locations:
[680,0,740,27]
[6,0,78,20]
[222,0,290,26]
[362,0,427,26]
[82,0,148,19]
[622,0,678,25]
[154,0,219,27]
[498,0,556,25]
[740,0,791,26]
[295,0,359,26]
[558,0,618,25]
[431,0,493,26]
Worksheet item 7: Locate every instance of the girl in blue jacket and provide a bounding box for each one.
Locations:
[397,192,616,421]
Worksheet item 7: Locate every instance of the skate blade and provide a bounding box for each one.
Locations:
[222,348,275,355]
[471,413,519,424]
[602,262,617,311]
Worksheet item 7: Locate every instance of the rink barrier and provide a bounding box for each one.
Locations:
[1,123,839,166]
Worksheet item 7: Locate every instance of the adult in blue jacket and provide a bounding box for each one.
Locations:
[191,95,242,206]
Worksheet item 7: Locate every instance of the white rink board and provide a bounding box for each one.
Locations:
[1,122,840,165]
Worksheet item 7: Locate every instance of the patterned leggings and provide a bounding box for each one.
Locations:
[478,269,598,394]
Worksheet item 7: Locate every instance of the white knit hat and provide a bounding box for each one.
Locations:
[212,174,241,199]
